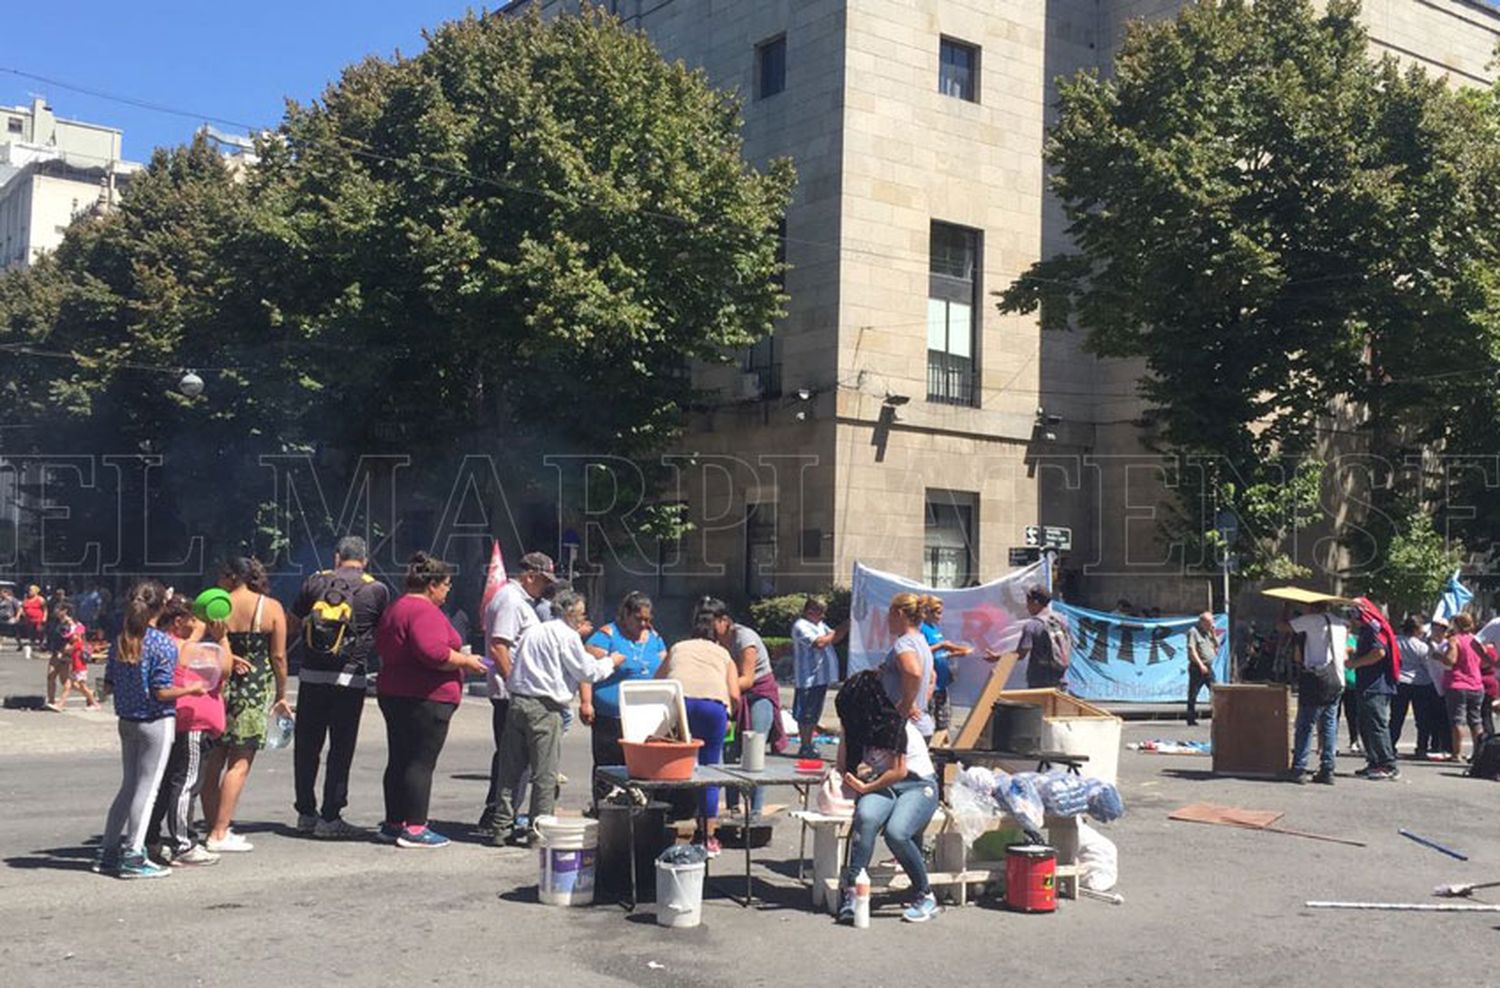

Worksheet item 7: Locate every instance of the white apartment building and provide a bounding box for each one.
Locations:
[0,98,141,269]
[509,0,1499,614]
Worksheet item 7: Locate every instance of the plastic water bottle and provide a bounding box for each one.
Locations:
[853,868,871,928]
[265,712,295,750]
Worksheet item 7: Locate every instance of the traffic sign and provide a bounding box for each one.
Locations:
[1024,525,1072,551]
[1009,547,1041,567]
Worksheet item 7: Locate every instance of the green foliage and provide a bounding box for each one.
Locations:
[0,8,793,570]
[998,0,1500,572]
[745,584,850,637]
[1356,511,1464,616]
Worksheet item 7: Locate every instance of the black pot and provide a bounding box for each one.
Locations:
[990,700,1044,754]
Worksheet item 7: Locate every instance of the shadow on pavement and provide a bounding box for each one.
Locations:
[4,843,97,871]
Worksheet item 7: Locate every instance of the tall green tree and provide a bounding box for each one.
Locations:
[0,7,793,575]
[998,0,1500,579]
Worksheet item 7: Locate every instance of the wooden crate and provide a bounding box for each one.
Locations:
[1210,684,1290,777]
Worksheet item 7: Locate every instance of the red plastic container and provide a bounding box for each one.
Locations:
[1004,844,1057,913]
[620,738,704,781]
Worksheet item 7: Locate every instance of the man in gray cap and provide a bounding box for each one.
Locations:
[478,551,557,843]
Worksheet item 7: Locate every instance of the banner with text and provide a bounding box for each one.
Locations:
[1054,602,1229,703]
[847,561,1046,707]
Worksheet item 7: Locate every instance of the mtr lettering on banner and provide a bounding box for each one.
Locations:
[1055,602,1229,703]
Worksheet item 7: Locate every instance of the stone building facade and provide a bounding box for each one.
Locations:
[509,0,1500,616]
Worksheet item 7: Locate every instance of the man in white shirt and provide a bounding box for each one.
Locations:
[490,589,622,848]
[479,552,554,841]
[1281,601,1346,785]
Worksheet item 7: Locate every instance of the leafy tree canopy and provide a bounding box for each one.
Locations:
[999,0,1500,577]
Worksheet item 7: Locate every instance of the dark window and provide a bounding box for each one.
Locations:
[745,500,778,596]
[928,222,980,406]
[925,491,977,588]
[757,35,786,100]
[742,333,781,399]
[6,117,23,134]
[939,38,979,102]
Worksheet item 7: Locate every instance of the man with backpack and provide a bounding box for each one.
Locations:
[291,535,391,837]
[1281,600,1346,785]
[1017,586,1070,690]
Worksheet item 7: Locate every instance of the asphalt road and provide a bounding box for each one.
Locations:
[1,643,1496,987]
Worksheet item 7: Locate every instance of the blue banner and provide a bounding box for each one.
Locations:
[1054,603,1230,703]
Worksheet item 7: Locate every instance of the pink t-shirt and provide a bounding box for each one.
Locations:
[375,594,464,704]
[1444,634,1485,694]
[174,663,226,735]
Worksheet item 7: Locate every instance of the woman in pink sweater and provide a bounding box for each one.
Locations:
[374,552,487,849]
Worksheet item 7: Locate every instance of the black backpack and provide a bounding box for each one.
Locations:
[1468,733,1500,781]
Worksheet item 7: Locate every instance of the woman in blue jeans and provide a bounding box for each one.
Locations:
[655,600,740,856]
[706,599,783,817]
[834,670,939,924]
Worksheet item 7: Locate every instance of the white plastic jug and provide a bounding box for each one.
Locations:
[741,730,766,771]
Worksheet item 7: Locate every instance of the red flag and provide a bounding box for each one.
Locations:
[480,540,507,619]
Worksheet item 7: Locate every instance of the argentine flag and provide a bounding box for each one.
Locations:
[1431,569,1473,624]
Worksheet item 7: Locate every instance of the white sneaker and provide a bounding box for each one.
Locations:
[313,817,367,840]
[169,845,221,867]
[296,813,318,834]
[205,831,254,853]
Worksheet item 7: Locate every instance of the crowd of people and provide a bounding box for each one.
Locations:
[1277,600,1498,785]
[54,537,993,924]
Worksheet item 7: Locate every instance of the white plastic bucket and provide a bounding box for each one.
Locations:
[535,815,598,907]
[655,858,707,928]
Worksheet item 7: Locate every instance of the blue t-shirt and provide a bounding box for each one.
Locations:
[1352,622,1396,696]
[105,627,177,721]
[584,623,666,719]
[921,622,954,691]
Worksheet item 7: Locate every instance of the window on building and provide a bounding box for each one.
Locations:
[924,490,977,589]
[745,499,778,596]
[6,117,22,134]
[757,35,786,100]
[928,222,980,406]
[742,333,781,398]
[939,38,979,102]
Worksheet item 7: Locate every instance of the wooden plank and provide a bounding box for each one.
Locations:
[1169,802,1285,829]
[951,652,1019,748]
[1260,586,1354,605]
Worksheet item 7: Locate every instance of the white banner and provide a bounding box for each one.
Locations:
[847,561,1047,707]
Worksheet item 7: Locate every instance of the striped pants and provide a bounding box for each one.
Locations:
[148,729,213,853]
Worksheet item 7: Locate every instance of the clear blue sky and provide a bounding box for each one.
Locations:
[2,2,486,161]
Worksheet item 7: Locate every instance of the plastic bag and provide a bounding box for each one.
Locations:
[1082,778,1125,823]
[956,764,999,796]
[658,843,709,866]
[1077,821,1119,891]
[814,774,856,817]
[995,773,1044,833]
[1037,771,1090,817]
[948,776,1002,846]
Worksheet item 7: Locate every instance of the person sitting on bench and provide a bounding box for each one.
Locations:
[834,670,940,925]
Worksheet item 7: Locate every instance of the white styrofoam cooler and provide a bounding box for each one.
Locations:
[618,680,692,743]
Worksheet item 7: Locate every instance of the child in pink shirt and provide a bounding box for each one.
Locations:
[146,598,233,866]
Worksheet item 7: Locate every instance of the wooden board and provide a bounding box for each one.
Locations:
[951,652,1019,749]
[1211,684,1290,776]
[1169,802,1285,830]
[1259,586,1354,605]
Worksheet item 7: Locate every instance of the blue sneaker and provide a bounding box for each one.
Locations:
[376,822,402,844]
[836,893,857,924]
[901,892,938,923]
[396,826,450,849]
[117,852,171,880]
